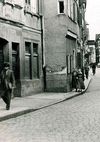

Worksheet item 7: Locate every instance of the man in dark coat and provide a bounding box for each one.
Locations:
[0,62,15,110]
[92,63,96,75]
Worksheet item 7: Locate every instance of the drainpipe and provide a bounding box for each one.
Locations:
[39,0,46,91]
[40,14,46,91]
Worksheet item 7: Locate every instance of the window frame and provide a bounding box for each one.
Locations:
[33,43,39,79]
[58,0,65,14]
[25,41,32,79]
[24,40,40,80]
[68,0,77,23]
[25,0,30,5]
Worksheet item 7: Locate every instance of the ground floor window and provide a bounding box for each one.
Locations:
[24,41,39,79]
[25,42,31,79]
[33,43,39,78]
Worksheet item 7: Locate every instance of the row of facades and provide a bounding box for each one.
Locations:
[0,0,88,96]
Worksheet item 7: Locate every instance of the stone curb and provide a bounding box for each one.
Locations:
[0,78,92,122]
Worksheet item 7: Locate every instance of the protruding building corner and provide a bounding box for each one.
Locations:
[42,0,89,92]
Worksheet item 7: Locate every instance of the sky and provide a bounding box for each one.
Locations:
[85,0,100,40]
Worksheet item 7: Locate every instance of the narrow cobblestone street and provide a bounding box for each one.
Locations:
[0,69,100,142]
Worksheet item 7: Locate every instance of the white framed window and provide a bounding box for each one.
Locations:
[68,0,73,19]
[31,0,38,13]
[68,0,77,22]
[58,0,64,14]
[24,0,38,14]
[25,0,30,5]
[68,0,71,16]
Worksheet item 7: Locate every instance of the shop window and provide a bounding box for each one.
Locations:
[33,43,39,78]
[58,0,64,14]
[25,42,31,79]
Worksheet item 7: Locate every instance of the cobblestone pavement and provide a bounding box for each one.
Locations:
[0,69,100,142]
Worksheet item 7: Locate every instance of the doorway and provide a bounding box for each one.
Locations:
[0,38,8,73]
[0,47,4,73]
[12,42,20,80]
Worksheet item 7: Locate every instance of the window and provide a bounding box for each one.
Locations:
[68,0,73,18]
[25,0,38,14]
[68,0,77,22]
[25,0,30,5]
[24,41,39,79]
[25,42,31,79]
[58,0,64,14]
[31,0,38,13]
[73,1,77,22]
[33,43,39,78]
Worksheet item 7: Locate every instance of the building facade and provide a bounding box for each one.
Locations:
[87,40,96,64]
[95,34,100,64]
[0,0,44,96]
[43,0,87,92]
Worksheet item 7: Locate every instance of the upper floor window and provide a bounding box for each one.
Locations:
[73,1,77,22]
[24,0,38,14]
[25,0,30,5]
[31,0,38,13]
[68,0,77,23]
[58,0,64,14]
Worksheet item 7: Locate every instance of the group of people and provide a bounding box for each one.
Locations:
[72,68,85,92]
[72,62,97,92]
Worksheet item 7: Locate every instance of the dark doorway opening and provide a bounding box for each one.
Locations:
[12,42,20,80]
[0,38,8,73]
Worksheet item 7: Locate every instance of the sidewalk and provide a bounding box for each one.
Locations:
[0,75,92,122]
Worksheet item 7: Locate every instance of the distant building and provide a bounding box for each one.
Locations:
[95,34,100,64]
[87,40,96,64]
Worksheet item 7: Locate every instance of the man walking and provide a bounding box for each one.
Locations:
[84,63,89,79]
[0,62,15,110]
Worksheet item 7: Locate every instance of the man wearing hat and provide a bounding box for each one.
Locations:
[0,62,15,110]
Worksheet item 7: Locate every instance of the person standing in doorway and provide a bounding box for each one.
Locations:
[0,62,15,110]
